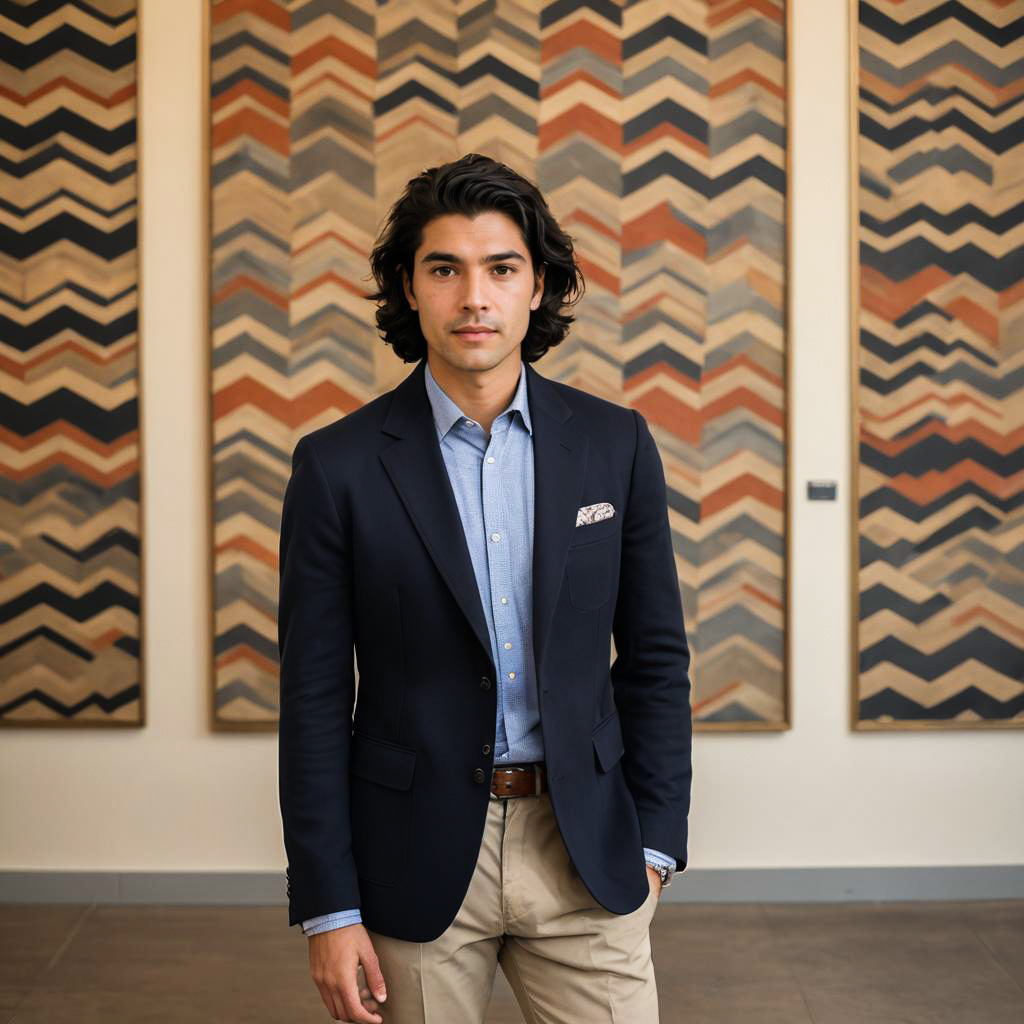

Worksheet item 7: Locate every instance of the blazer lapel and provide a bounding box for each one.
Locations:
[379,360,494,666]
[378,358,589,681]
[524,362,589,678]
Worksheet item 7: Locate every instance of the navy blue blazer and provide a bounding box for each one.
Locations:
[278,357,693,943]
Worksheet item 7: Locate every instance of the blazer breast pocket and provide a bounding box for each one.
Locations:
[567,533,616,610]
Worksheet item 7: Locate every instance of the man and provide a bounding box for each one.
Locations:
[278,153,693,1024]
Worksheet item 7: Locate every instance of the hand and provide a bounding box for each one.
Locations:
[308,923,387,1023]
[645,864,663,899]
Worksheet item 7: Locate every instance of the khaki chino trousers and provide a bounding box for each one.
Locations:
[365,787,660,1023]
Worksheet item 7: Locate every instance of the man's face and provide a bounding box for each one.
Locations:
[402,211,545,376]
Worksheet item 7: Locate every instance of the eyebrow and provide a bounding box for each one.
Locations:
[420,250,526,265]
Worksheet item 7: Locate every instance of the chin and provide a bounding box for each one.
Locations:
[445,346,510,371]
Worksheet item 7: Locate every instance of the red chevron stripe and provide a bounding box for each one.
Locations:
[709,0,784,28]
[625,203,706,258]
[538,106,622,150]
[0,79,136,107]
[292,37,377,77]
[541,23,619,63]
[703,472,784,516]
[212,0,288,29]
[213,379,362,423]
[213,274,288,311]
[861,264,952,320]
[212,79,288,117]
[212,109,288,153]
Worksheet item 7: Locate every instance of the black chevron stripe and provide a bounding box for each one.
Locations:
[861,627,1024,679]
[860,110,1024,156]
[860,481,1024,521]
[860,0,1023,49]
[455,56,538,98]
[860,327,999,367]
[0,188,135,220]
[216,622,278,662]
[209,30,288,67]
[860,240,1024,290]
[0,145,135,182]
[540,0,620,30]
[862,200,1024,238]
[624,342,700,383]
[860,584,951,621]
[860,435,1024,476]
[0,308,137,351]
[860,686,1024,722]
[375,79,457,117]
[0,216,135,261]
[1,24,135,71]
[0,683,141,719]
[860,84,1022,119]
[0,581,139,623]
[0,111,136,155]
[210,65,289,101]
[622,16,706,58]
[625,101,708,144]
[41,527,140,561]
[0,279,135,312]
[0,1,133,30]
[0,391,138,441]
[625,153,785,197]
[0,623,94,660]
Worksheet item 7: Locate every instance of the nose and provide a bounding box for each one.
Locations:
[459,268,488,312]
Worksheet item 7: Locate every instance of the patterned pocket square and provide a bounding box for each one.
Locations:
[576,502,616,527]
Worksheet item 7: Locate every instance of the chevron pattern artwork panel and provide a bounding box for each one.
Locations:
[209,0,789,730]
[853,1,1024,729]
[0,2,141,727]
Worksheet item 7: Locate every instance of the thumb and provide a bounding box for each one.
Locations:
[362,944,387,1002]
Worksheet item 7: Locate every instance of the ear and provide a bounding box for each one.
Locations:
[402,267,417,311]
[529,263,545,312]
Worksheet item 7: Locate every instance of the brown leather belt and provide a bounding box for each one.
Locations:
[491,763,547,798]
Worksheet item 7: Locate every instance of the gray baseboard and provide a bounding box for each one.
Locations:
[1,866,1022,905]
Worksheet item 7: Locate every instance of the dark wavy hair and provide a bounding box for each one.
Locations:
[368,153,584,363]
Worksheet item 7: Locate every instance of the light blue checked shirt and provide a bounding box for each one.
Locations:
[301,361,674,936]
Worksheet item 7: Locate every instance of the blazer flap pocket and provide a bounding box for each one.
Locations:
[350,732,417,790]
[591,709,625,773]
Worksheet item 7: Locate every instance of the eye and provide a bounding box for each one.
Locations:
[431,266,455,278]
[493,265,516,276]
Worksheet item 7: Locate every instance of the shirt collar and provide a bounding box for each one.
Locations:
[423,358,533,439]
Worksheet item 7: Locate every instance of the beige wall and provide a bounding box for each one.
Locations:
[1,0,1022,876]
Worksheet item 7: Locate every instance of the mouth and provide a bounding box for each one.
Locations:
[452,326,497,340]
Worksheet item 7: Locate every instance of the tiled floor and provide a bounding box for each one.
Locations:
[2,901,1022,1023]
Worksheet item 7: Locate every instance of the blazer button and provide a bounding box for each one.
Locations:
[480,676,492,690]
[482,743,491,754]
[473,768,486,783]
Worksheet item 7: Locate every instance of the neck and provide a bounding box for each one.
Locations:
[427,351,523,435]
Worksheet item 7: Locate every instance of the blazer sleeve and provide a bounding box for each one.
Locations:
[610,410,694,869]
[278,434,360,926]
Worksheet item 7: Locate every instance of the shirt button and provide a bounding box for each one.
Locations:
[487,457,495,464]
[508,671,516,680]
[482,744,491,754]
[500,597,508,605]
[504,642,512,650]
[491,532,501,542]
[473,768,486,783]
[465,419,474,427]
[480,676,492,690]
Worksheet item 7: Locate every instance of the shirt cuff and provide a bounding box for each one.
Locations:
[643,847,677,872]
[301,908,362,935]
